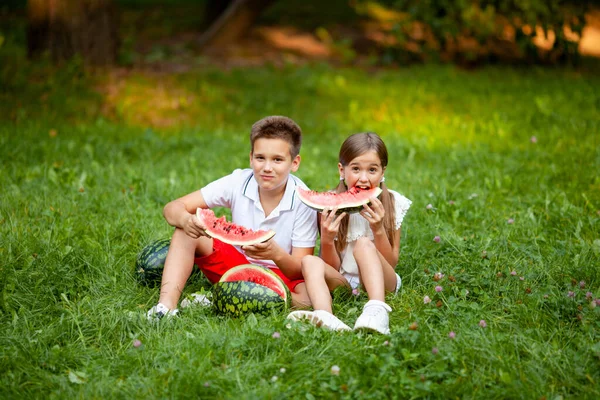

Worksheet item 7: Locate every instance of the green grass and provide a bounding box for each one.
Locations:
[1,32,600,399]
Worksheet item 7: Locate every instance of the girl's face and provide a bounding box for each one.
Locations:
[338,150,385,190]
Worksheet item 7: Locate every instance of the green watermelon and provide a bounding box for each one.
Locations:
[296,186,382,213]
[212,264,291,316]
[135,238,200,286]
[135,238,171,286]
[197,208,275,246]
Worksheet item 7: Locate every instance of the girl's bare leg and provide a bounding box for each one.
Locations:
[291,283,311,309]
[353,237,386,301]
[286,255,352,332]
[379,251,400,293]
[352,238,396,334]
[301,255,350,313]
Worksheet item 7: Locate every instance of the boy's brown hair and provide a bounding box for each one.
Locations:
[250,116,302,158]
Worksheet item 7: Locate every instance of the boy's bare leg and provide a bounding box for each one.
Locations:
[301,255,350,313]
[158,228,213,310]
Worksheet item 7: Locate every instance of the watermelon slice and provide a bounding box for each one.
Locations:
[212,264,291,316]
[296,186,383,213]
[196,208,275,246]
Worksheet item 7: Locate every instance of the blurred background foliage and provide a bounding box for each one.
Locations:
[1,0,598,68]
[367,0,595,65]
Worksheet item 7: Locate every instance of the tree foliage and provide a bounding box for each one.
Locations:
[358,0,595,64]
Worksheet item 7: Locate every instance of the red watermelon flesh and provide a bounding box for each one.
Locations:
[296,186,382,212]
[219,264,289,300]
[196,208,275,246]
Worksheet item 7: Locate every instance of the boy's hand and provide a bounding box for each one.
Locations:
[182,213,210,239]
[320,207,346,243]
[241,239,281,261]
[360,197,385,233]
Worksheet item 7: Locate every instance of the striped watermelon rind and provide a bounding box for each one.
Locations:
[135,238,200,286]
[296,186,383,213]
[212,264,291,316]
[196,208,276,246]
[135,238,171,286]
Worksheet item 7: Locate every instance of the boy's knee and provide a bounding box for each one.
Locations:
[353,237,375,255]
[171,227,186,238]
[171,227,194,244]
[171,228,213,256]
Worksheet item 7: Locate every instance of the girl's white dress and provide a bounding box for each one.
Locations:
[338,189,412,290]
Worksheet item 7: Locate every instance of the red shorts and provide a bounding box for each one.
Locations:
[194,238,304,292]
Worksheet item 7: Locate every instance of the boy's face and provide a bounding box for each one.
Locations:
[338,150,385,190]
[250,138,300,192]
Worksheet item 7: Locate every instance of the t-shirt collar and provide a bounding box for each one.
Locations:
[243,173,296,212]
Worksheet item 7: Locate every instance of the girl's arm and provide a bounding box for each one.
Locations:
[319,209,345,270]
[373,227,401,267]
[320,238,341,270]
[362,197,401,267]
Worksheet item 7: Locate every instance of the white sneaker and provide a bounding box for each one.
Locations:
[353,300,392,334]
[395,273,402,294]
[147,303,179,321]
[180,293,212,309]
[287,310,352,331]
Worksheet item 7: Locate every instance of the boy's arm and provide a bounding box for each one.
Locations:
[275,245,314,280]
[241,242,313,280]
[163,190,210,238]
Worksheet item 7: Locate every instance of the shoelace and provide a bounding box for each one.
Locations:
[362,305,386,318]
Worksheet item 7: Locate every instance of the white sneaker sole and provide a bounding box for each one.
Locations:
[354,317,390,335]
[287,310,351,331]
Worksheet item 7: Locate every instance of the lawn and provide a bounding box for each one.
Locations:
[1,23,600,399]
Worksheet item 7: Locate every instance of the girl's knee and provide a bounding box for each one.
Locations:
[301,255,324,276]
[353,237,375,255]
[301,255,321,268]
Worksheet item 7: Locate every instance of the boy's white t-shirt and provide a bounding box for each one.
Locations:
[338,190,412,279]
[200,168,318,270]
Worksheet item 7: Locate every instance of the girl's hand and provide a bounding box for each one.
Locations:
[320,207,347,243]
[242,239,281,261]
[360,197,385,233]
[183,213,210,239]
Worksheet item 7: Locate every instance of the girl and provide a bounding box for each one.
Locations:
[287,132,411,334]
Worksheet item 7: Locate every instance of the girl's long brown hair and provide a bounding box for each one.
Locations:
[335,132,396,254]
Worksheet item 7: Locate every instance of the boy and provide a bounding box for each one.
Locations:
[147,116,318,319]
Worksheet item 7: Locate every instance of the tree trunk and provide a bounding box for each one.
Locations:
[203,0,234,30]
[27,0,118,65]
[199,0,276,50]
